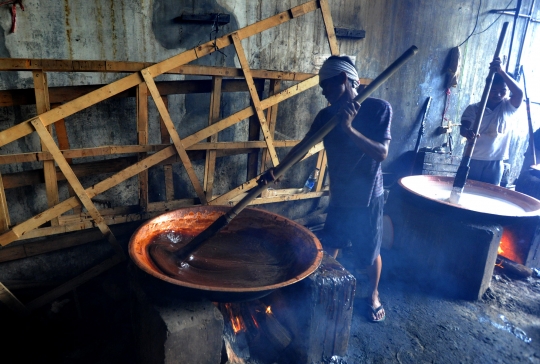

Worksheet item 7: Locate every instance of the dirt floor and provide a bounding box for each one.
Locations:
[346,267,540,364]
[1,260,539,364]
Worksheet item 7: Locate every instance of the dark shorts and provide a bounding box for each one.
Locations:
[318,194,384,267]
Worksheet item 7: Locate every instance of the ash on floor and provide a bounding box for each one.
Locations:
[1,264,539,363]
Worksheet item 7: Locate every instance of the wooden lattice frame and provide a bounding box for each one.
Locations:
[0,0,341,312]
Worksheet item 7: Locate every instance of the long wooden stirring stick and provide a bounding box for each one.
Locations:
[449,22,509,204]
[174,45,419,261]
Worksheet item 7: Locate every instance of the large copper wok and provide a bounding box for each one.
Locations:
[398,175,540,219]
[129,206,323,302]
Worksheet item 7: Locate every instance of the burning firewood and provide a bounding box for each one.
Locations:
[496,255,533,279]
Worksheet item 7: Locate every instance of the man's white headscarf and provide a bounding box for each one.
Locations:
[319,56,360,89]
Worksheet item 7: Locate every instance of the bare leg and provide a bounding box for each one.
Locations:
[327,248,339,259]
[366,254,385,321]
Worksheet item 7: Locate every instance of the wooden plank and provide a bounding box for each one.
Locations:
[30,118,124,257]
[231,32,279,167]
[141,69,207,205]
[33,71,60,227]
[315,150,328,192]
[230,190,328,206]
[25,253,124,312]
[0,58,316,81]
[137,83,149,211]
[260,80,281,173]
[51,104,72,162]
[319,0,340,55]
[204,76,222,201]
[0,172,9,232]
[0,140,302,166]
[0,282,28,314]
[0,76,318,107]
[159,96,175,201]
[290,1,318,18]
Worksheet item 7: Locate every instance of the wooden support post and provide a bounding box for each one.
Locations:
[137,83,149,211]
[315,150,327,192]
[33,70,60,226]
[0,172,9,233]
[319,0,340,55]
[231,32,280,167]
[260,80,282,173]
[30,117,124,258]
[159,96,175,201]
[141,69,207,205]
[204,76,223,201]
[247,79,265,180]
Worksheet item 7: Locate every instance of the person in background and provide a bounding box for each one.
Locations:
[459,57,524,185]
[260,56,392,322]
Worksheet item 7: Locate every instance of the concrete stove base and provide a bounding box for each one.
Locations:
[386,190,502,300]
[130,271,224,364]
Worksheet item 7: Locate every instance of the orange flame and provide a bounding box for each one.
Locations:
[266,305,272,315]
[224,303,246,334]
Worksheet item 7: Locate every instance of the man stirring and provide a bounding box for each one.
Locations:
[261,56,392,322]
[459,57,523,186]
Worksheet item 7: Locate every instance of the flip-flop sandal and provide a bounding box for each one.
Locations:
[370,304,386,322]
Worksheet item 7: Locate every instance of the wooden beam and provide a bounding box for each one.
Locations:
[0,58,316,81]
[319,0,340,55]
[159,96,175,201]
[315,150,328,192]
[204,76,222,201]
[51,102,81,215]
[30,117,124,257]
[247,80,265,180]
[231,32,279,167]
[137,83,149,211]
[141,69,207,205]
[260,80,281,173]
[0,172,9,232]
[33,71,60,226]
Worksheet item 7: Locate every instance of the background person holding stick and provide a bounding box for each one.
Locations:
[459,57,523,186]
[261,56,392,322]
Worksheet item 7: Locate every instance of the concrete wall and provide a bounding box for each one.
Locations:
[0,0,539,223]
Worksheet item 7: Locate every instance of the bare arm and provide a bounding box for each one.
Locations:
[340,100,390,162]
[491,57,523,108]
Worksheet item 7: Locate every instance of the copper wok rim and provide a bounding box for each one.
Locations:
[128,206,324,293]
[398,175,540,217]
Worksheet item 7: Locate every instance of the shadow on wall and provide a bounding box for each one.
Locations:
[152,0,237,58]
[0,24,19,89]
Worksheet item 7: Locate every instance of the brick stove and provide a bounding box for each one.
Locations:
[385,176,540,300]
[130,253,355,364]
